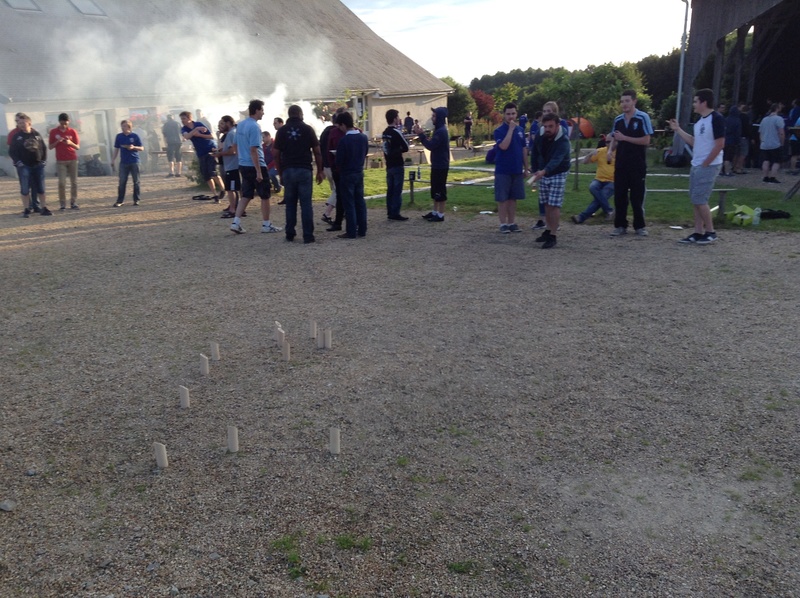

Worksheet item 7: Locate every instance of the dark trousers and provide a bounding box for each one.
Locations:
[613,165,646,230]
[339,171,367,238]
[332,171,344,226]
[118,163,141,203]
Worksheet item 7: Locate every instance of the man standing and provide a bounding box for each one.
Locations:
[111,120,143,207]
[9,114,52,217]
[180,111,225,200]
[211,115,239,218]
[463,111,474,150]
[229,100,281,235]
[608,90,653,237]
[668,88,724,245]
[493,102,528,233]
[413,107,450,222]
[758,103,785,184]
[404,111,414,135]
[273,104,324,244]
[530,102,568,230]
[162,114,183,178]
[530,113,571,249]
[382,109,410,221]
[335,111,369,239]
[48,112,80,210]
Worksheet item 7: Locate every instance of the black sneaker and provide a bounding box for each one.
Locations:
[40,207,52,216]
[23,208,31,218]
[535,230,551,243]
[422,212,435,220]
[542,235,557,249]
[388,214,409,221]
[326,225,342,232]
[531,219,546,230]
[428,214,444,222]
[113,202,123,207]
[59,206,66,211]
[678,233,704,244]
[695,232,718,245]
[767,177,781,184]
[133,200,140,206]
[71,204,79,210]
[33,206,41,213]
[570,215,583,224]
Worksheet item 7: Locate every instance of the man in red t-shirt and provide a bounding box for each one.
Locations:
[48,113,81,209]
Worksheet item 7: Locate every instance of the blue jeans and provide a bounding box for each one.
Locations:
[385,165,404,217]
[118,163,141,203]
[268,167,281,192]
[282,167,314,242]
[18,163,46,198]
[578,179,614,221]
[339,171,367,237]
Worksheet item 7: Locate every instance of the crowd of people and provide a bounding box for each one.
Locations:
[7,93,799,248]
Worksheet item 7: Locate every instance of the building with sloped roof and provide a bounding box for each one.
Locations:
[1,0,451,172]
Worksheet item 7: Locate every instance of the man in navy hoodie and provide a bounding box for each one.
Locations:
[531,113,571,249]
[334,111,369,239]
[413,107,450,222]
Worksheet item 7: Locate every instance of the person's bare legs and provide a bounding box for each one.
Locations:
[498,202,510,225]
[694,204,714,235]
[261,198,271,222]
[545,204,560,233]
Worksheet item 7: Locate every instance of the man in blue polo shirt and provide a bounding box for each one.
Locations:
[229,99,281,235]
[608,89,654,237]
[111,119,143,207]
[180,110,225,201]
[493,102,529,233]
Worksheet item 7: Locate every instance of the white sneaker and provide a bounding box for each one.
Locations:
[609,227,627,237]
[230,223,244,234]
[261,224,283,233]
[635,228,648,237]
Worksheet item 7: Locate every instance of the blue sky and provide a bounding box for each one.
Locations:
[340,0,692,85]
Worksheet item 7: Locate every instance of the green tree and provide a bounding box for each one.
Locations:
[440,76,477,125]
[494,82,522,110]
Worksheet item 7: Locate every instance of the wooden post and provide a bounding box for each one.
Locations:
[179,385,190,409]
[153,442,169,468]
[227,426,239,453]
[324,329,332,350]
[317,328,325,349]
[200,354,210,376]
[329,427,341,455]
[210,342,220,361]
[309,320,317,339]
[282,341,290,362]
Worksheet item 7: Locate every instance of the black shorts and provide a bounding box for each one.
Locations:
[224,169,241,192]
[430,167,448,202]
[166,143,182,162]
[761,147,783,165]
[198,154,217,181]
[240,166,271,200]
[791,139,800,157]
[723,143,738,162]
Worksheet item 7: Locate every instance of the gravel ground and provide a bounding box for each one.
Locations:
[0,171,798,597]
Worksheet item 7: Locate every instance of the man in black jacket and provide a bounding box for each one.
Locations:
[9,114,52,217]
[382,109,410,221]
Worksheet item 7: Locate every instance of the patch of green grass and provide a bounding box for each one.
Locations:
[447,560,478,574]
[396,456,409,467]
[556,556,570,568]
[335,534,372,551]
[739,469,763,482]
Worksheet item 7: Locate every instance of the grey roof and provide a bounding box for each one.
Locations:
[0,0,451,104]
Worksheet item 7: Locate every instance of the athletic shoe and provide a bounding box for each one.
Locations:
[165,174,174,178]
[261,224,282,233]
[133,200,140,206]
[542,236,557,249]
[33,206,41,213]
[535,230,551,243]
[531,219,546,230]
[763,177,770,183]
[635,228,648,237]
[71,204,79,210]
[509,223,521,233]
[326,225,342,232]
[767,177,781,184]
[387,215,409,221]
[422,212,435,220]
[321,214,333,224]
[605,211,614,221]
[695,232,718,245]
[60,205,66,211]
[40,208,52,216]
[610,227,627,237]
[230,223,245,234]
[113,202,123,207]
[571,215,583,224]
[678,233,704,244]
[499,224,510,234]
[276,200,286,205]
[221,212,235,219]
[23,208,31,218]
[428,214,444,222]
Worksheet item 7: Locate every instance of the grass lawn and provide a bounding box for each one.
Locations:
[363,152,798,232]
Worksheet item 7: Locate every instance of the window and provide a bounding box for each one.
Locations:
[69,0,106,16]
[4,0,42,11]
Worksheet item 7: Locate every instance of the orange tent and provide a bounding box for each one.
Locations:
[569,117,595,138]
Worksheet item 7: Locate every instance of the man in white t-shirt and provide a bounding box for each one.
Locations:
[668,88,725,245]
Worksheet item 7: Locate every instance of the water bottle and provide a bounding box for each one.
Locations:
[753,207,761,226]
